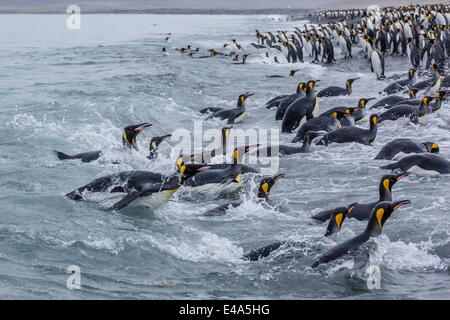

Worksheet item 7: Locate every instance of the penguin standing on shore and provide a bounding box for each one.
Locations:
[369,38,385,80]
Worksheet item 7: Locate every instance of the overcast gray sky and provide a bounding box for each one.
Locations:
[0,0,445,11]
[0,0,324,10]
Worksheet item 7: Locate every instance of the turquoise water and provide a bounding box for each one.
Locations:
[0,14,449,299]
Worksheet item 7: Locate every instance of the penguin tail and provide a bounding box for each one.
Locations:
[54,150,73,160]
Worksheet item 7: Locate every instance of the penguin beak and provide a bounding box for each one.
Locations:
[135,123,152,132]
[350,77,360,82]
[158,134,171,143]
[367,97,376,101]
[244,93,254,99]
[395,172,410,181]
[245,144,260,152]
[273,173,285,183]
[392,200,411,211]
[348,202,359,213]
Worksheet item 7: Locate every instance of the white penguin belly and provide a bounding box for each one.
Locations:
[407,165,440,175]
[233,112,247,123]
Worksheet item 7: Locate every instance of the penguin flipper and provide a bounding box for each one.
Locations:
[242,241,287,261]
[107,191,142,211]
[311,208,336,222]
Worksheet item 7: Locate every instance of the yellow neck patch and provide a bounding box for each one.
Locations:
[376,208,385,231]
[335,213,344,231]
[432,143,438,149]
[262,182,269,194]
[176,158,183,168]
[383,179,391,192]
[151,141,157,149]
[234,173,242,183]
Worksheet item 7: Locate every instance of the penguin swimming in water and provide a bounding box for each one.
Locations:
[317,78,359,97]
[65,163,205,211]
[266,69,300,78]
[254,131,323,157]
[374,139,439,160]
[377,96,434,124]
[202,174,284,216]
[311,172,409,222]
[182,159,243,195]
[311,200,411,268]
[291,110,350,143]
[316,114,378,146]
[207,93,253,124]
[233,54,250,64]
[243,204,357,261]
[122,123,153,150]
[319,98,374,123]
[147,134,172,160]
[371,89,420,109]
[281,80,320,133]
[54,123,152,163]
[379,69,417,95]
[380,153,450,174]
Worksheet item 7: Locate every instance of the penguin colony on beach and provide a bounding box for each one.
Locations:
[55,3,450,271]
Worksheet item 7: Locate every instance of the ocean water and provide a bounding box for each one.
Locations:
[0,14,449,299]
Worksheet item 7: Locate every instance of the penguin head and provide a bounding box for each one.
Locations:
[436,90,450,100]
[296,82,306,93]
[176,154,200,170]
[178,163,208,183]
[307,80,320,89]
[332,110,351,120]
[232,144,260,163]
[423,142,440,154]
[380,172,410,194]
[257,174,285,199]
[367,200,411,236]
[369,114,378,127]
[122,123,152,150]
[324,203,357,237]
[408,69,417,79]
[149,134,171,152]
[409,89,421,98]
[358,97,376,108]
[346,77,360,87]
[289,69,300,76]
[420,96,435,106]
[238,92,254,105]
